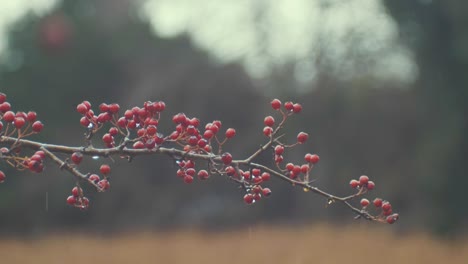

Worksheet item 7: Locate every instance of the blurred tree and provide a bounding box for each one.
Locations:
[383,0,468,235]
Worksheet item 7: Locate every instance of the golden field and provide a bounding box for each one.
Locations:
[0,225,467,264]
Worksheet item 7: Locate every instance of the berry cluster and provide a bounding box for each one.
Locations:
[0,93,44,138]
[0,92,399,224]
[66,186,90,210]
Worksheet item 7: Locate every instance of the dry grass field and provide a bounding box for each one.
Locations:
[0,225,466,264]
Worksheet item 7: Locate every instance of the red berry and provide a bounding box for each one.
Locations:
[0,93,5,104]
[350,179,360,189]
[297,132,308,143]
[373,198,383,208]
[76,103,87,114]
[225,128,236,138]
[108,127,119,136]
[360,198,370,207]
[0,121,3,130]
[271,99,281,110]
[102,133,113,144]
[133,141,145,149]
[32,121,44,132]
[359,175,369,185]
[0,102,11,112]
[82,101,92,110]
[264,116,275,127]
[300,164,309,174]
[0,170,5,183]
[80,116,90,127]
[100,164,111,175]
[99,103,109,112]
[71,152,83,165]
[252,168,261,177]
[198,170,209,180]
[186,168,196,176]
[203,130,214,139]
[263,126,273,137]
[221,152,233,165]
[274,145,284,155]
[183,175,194,184]
[366,181,375,190]
[89,174,100,183]
[275,155,283,163]
[98,179,110,190]
[252,186,262,194]
[213,120,222,129]
[292,103,302,113]
[284,101,294,111]
[27,111,37,122]
[382,202,392,212]
[386,213,399,224]
[72,186,82,197]
[243,194,254,204]
[14,117,26,129]
[3,111,15,122]
[66,196,77,205]
[261,172,271,181]
[109,103,120,114]
[262,188,272,197]
[225,166,236,176]
[286,163,294,171]
[35,151,46,159]
[305,154,319,164]
[147,125,157,136]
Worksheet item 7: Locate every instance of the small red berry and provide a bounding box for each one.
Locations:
[261,172,271,181]
[275,155,283,163]
[274,145,284,155]
[0,171,5,183]
[80,116,90,127]
[262,188,272,197]
[27,111,37,122]
[263,126,273,137]
[221,152,233,165]
[225,128,236,138]
[0,93,5,104]
[359,175,369,185]
[360,198,370,207]
[203,130,214,139]
[373,198,383,208]
[382,202,392,212]
[35,151,46,159]
[3,111,15,122]
[89,174,100,183]
[99,103,109,112]
[252,169,261,177]
[109,103,120,114]
[297,132,308,143]
[386,213,399,224]
[366,181,375,190]
[98,179,110,190]
[100,164,111,175]
[76,103,87,114]
[133,141,145,149]
[183,175,194,184]
[0,102,11,112]
[264,116,275,127]
[284,101,294,111]
[306,154,320,164]
[82,101,92,110]
[72,186,82,197]
[350,179,360,189]
[102,133,113,144]
[66,196,77,205]
[243,194,254,204]
[271,99,281,110]
[286,163,294,171]
[14,117,26,129]
[32,121,44,132]
[71,152,83,165]
[225,166,236,176]
[292,103,302,113]
[147,125,157,136]
[198,170,209,180]
[300,164,309,174]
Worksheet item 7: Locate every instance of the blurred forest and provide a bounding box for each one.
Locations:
[0,0,466,237]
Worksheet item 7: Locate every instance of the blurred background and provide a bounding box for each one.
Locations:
[1,0,468,262]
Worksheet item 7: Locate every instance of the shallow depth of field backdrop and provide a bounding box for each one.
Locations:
[1,0,468,263]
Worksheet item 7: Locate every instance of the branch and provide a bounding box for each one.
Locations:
[0,94,399,224]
